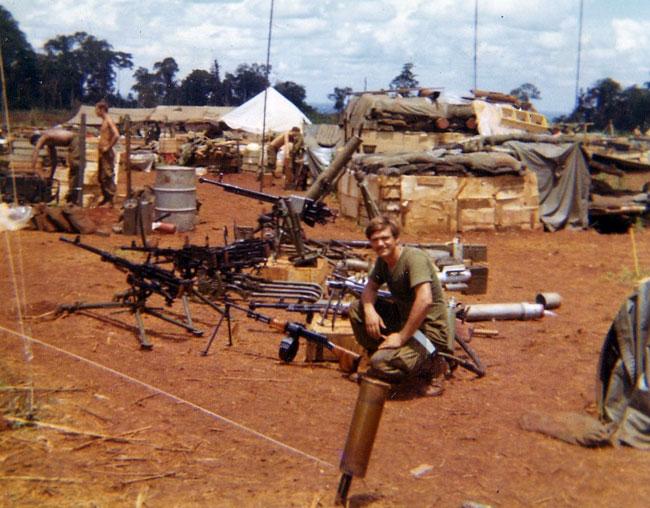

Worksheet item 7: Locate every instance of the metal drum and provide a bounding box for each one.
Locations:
[153,165,196,232]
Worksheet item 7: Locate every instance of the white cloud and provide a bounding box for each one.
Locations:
[3,0,650,112]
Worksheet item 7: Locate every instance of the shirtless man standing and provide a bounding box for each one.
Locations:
[95,100,120,206]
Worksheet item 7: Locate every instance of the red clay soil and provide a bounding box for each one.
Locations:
[1,171,650,507]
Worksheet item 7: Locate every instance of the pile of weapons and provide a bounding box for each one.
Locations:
[178,134,242,171]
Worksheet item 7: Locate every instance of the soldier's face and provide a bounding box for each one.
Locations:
[369,227,398,260]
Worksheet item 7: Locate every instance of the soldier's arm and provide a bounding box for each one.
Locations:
[379,282,433,349]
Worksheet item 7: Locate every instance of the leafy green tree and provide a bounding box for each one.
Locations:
[222,63,270,105]
[574,78,623,130]
[153,57,179,104]
[131,67,159,107]
[275,81,314,114]
[208,59,223,105]
[0,6,40,109]
[178,69,213,105]
[389,63,418,93]
[79,34,132,103]
[510,83,541,103]
[40,31,132,108]
[328,86,353,111]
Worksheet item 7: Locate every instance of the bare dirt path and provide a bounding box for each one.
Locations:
[1,171,650,507]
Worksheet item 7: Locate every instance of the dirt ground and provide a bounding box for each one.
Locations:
[1,170,650,508]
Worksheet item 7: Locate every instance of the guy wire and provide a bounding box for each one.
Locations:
[0,323,335,470]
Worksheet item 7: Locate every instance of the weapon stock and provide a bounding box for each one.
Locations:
[229,302,360,373]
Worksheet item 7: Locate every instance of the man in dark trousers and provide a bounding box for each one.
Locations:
[349,215,450,396]
[30,127,81,204]
[95,100,119,206]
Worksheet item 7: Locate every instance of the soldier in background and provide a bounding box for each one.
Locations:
[30,127,81,204]
[95,100,119,207]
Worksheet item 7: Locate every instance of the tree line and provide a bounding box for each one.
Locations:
[3,4,649,133]
[0,6,314,115]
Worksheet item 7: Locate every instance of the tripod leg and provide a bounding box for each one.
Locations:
[201,311,227,356]
[134,308,153,350]
[182,294,194,329]
[226,304,233,346]
[144,307,204,336]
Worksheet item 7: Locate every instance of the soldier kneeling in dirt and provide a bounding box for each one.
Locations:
[348,216,450,396]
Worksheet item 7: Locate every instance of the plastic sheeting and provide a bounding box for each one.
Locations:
[220,87,311,135]
[504,141,591,231]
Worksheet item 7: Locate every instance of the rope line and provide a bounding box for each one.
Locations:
[0,323,335,469]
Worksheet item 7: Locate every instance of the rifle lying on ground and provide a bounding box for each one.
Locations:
[248,300,351,325]
[223,301,361,373]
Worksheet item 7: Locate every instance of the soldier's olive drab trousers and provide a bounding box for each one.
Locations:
[349,299,432,383]
[98,148,116,202]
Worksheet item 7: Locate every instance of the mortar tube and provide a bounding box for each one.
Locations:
[335,376,390,505]
[306,135,362,201]
[462,302,545,322]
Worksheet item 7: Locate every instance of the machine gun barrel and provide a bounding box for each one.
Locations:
[199,176,279,204]
[228,302,360,372]
[60,236,189,303]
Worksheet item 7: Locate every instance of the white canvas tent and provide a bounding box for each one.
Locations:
[220,87,311,135]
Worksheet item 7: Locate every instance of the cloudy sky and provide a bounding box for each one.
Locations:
[4,0,650,115]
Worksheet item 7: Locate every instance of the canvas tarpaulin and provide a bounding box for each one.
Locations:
[521,277,650,449]
[345,94,449,133]
[504,141,591,231]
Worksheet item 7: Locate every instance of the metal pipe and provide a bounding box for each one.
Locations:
[306,135,362,201]
[463,302,545,322]
[336,376,390,504]
[535,292,562,310]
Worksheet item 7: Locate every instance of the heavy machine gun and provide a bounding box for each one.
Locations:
[121,237,272,279]
[57,236,216,349]
[199,176,334,266]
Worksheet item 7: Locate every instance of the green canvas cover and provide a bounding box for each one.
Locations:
[520,277,650,449]
[504,141,591,231]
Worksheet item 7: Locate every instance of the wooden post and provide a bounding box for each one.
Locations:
[76,114,86,207]
[0,40,11,143]
[124,115,132,199]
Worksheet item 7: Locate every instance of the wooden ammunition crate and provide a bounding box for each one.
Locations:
[304,318,365,363]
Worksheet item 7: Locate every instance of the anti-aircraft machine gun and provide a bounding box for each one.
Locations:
[57,236,226,349]
[199,176,334,266]
[199,136,363,266]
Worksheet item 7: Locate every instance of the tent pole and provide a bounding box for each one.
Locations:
[0,40,12,143]
[258,0,275,192]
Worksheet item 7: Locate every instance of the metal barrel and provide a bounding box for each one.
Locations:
[122,197,153,235]
[339,376,390,478]
[463,302,545,322]
[153,165,196,232]
[535,292,562,310]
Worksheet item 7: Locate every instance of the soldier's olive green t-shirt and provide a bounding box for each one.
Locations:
[369,246,448,350]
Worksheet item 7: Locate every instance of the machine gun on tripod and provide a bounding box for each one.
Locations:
[199,176,335,266]
[57,236,226,349]
[121,237,272,280]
